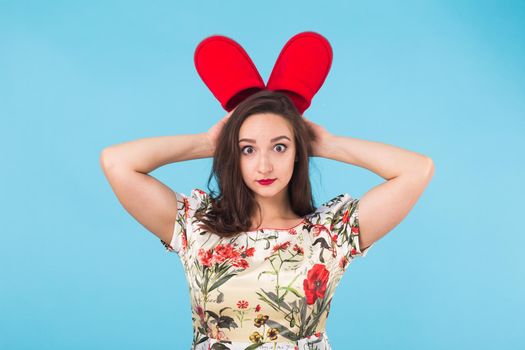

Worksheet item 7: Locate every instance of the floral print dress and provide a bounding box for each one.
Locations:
[160,188,375,350]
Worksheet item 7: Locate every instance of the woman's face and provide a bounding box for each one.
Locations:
[238,113,297,199]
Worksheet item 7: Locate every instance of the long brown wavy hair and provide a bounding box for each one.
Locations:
[194,89,318,238]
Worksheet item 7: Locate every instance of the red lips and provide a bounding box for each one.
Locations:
[257,179,276,185]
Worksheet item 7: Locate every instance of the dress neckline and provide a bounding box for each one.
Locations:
[245,217,307,233]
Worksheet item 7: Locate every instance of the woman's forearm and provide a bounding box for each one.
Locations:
[318,134,433,180]
[101,133,214,173]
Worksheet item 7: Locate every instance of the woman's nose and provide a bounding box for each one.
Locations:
[258,155,273,172]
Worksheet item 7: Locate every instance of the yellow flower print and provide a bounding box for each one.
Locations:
[249,331,262,343]
[267,327,280,341]
[254,314,269,327]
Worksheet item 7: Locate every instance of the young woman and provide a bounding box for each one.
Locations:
[100,90,434,350]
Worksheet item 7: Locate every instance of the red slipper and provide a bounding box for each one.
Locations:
[266,31,333,114]
[194,35,266,112]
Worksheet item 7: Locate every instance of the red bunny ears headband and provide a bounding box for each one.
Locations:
[194,31,333,115]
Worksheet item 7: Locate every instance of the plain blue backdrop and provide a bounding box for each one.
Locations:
[1,0,523,349]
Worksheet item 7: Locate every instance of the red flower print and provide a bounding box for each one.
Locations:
[306,331,323,339]
[183,197,190,219]
[339,256,348,269]
[216,329,226,340]
[292,244,304,255]
[195,188,206,196]
[197,248,213,267]
[211,253,227,264]
[244,247,255,257]
[237,300,249,309]
[351,226,360,235]
[213,243,241,264]
[331,234,338,242]
[195,305,205,319]
[216,243,239,258]
[342,209,349,224]
[303,263,330,305]
[272,241,291,253]
[289,228,298,235]
[181,232,187,250]
[311,224,329,237]
[255,304,261,312]
[212,254,227,264]
[231,258,249,269]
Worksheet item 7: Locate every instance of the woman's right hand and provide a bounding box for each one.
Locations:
[205,107,236,150]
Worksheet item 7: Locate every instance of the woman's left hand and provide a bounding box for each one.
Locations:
[302,115,333,157]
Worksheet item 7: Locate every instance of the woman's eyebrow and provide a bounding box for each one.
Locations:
[238,135,291,143]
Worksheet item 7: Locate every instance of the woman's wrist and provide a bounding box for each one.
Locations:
[314,133,338,158]
[200,132,216,158]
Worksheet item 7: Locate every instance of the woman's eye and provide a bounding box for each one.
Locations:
[241,144,287,155]
[241,146,254,155]
[275,144,287,152]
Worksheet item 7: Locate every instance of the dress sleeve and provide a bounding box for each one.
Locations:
[159,188,209,257]
[326,193,374,260]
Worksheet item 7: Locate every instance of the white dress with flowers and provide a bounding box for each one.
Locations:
[160,188,375,350]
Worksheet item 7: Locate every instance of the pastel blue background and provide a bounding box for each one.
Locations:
[1,0,523,349]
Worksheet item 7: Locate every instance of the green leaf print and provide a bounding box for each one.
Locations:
[206,310,219,320]
[257,270,277,280]
[255,291,279,311]
[209,274,236,292]
[261,290,292,312]
[194,335,209,345]
[242,343,264,350]
[278,286,302,298]
[217,315,237,329]
[278,273,302,300]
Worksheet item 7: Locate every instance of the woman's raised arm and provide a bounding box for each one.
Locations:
[99,133,215,245]
[101,133,214,173]
[308,119,434,251]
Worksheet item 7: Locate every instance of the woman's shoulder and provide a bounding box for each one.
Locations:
[190,187,210,201]
[304,192,358,228]
[188,188,212,212]
[171,188,212,220]
[313,192,357,215]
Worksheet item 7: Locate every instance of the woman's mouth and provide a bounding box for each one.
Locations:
[257,178,276,185]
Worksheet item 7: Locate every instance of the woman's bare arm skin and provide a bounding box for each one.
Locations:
[318,134,435,251]
[99,133,215,245]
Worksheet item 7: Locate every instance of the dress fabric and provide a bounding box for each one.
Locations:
[160,188,375,350]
